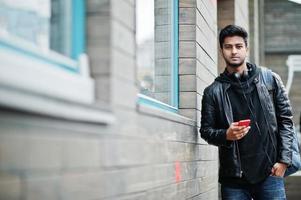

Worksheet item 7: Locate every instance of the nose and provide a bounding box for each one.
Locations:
[232,47,238,54]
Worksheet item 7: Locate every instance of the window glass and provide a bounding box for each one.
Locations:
[136,0,175,106]
[0,0,72,57]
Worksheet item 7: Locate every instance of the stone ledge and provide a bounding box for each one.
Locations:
[0,85,115,124]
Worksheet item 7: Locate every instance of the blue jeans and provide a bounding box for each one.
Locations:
[221,175,286,200]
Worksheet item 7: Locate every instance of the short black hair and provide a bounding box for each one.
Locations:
[219,25,248,48]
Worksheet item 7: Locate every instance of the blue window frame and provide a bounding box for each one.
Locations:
[136,0,179,113]
[0,0,85,73]
[72,0,85,60]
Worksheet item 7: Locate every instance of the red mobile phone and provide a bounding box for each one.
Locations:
[238,119,251,127]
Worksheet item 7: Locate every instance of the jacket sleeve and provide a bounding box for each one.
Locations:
[273,72,294,166]
[199,88,232,147]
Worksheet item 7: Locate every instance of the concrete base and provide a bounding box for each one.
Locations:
[285,171,301,200]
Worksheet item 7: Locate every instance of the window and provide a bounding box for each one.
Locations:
[0,0,94,105]
[0,0,84,58]
[136,0,179,112]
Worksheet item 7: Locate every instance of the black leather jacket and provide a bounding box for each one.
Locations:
[199,66,294,182]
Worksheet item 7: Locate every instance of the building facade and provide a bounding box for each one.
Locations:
[264,0,301,127]
[0,0,266,199]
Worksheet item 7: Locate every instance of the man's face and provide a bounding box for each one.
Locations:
[221,36,248,68]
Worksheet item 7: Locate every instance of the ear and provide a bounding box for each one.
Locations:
[219,47,224,55]
[219,48,225,57]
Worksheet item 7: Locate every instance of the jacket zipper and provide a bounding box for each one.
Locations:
[235,140,243,177]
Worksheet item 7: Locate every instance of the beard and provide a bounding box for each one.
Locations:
[225,59,245,68]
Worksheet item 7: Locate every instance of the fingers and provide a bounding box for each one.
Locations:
[226,123,251,141]
[233,126,249,134]
[228,130,249,140]
[231,122,244,130]
[270,163,286,177]
[236,131,247,139]
[241,126,251,134]
[233,126,250,140]
[271,168,284,177]
[232,122,239,126]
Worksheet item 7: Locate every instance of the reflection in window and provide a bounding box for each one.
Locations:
[136,0,174,106]
[0,0,72,57]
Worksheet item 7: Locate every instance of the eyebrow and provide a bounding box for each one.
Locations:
[223,43,244,46]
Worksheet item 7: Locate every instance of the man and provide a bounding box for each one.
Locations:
[200,25,294,199]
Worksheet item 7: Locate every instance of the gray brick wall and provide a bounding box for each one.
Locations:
[0,108,219,199]
[179,0,219,199]
[235,0,249,33]
[0,0,224,199]
[265,0,301,53]
[248,0,260,64]
[179,0,218,123]
[264,0,301,125]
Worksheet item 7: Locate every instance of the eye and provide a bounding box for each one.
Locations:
[224,45,232,49]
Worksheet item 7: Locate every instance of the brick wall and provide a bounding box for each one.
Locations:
[179,0,220,198]
[265,0,301,53]
[264,0,301,125]
[0,0,221,199]
[217,0,251,73]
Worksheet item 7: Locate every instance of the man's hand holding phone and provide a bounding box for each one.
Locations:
[226,119,251,141]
